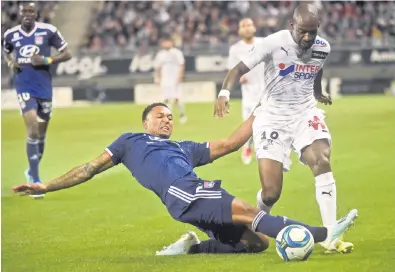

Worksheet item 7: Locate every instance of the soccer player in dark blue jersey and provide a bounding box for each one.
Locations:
[13,103,358,255]
[3,2,72,197]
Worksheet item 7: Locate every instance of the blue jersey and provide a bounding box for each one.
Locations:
[3,22,68,99]
[106,133,212,203]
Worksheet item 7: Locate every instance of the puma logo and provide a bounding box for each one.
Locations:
[281,47,289,55]
[322,190,332,196]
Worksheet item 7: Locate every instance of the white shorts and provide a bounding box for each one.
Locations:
[252,107,332,172]
[161,84,181,100]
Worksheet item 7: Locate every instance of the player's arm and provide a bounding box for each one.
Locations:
[215,40,271,118]
[228,46,247,84]
[2,31,20,69]
[154,52,162,84]
[13,152,114,195]
[3,52,19,69]
[209,114,255,161]
[49,47,72,64]
[314,69,332,105]
[177,50,185,83]
[31,27,72,66]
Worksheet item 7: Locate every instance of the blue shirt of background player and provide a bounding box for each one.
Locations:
[105,133,211,202]
[3,22,68,99]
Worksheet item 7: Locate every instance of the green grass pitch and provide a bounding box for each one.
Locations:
[2,96,395,272]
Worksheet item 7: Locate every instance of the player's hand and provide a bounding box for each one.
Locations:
[315,94,332,105]
[7,59,20,69]
[239,75,248,84]
[213,96,230,119]
[177,77,183,84]
[12,183,47,196]
[154,78,160,85]
[31,54,46,66]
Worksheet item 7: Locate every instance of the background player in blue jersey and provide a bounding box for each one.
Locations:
[13,103,358,255]
[3,2,72,197]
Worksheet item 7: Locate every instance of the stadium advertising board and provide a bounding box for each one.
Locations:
[134,82,217,105]
[46,48,395,77]
[1,87,73,110]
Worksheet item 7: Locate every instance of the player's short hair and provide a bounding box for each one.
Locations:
[142,102,169,122]
[20,1,35,9]
[160,34,172,42]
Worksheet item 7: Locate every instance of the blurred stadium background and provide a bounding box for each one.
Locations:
[2,1,395,272]
[1,0,395,104]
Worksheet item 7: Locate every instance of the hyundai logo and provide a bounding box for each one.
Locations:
[19,45,40,57]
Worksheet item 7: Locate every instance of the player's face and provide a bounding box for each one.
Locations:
[161,39,173,50]
[238,19,256,39]
[292,21,319,50]
[144,106,173,138]
[20,3,37,28]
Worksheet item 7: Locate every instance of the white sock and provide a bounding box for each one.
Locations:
[256,189,272,214]
[315,172,337,228]
[177,102,186,117]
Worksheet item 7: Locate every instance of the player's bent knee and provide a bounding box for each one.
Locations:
[246,239,269,253]
[241,230,270,253]
[27,124,39,139]
[260,182,282,205]
[309,153,331,175]
[262,193,280,207]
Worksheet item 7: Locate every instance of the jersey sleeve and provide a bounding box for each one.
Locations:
[50,27,68,51]
[176,49,185,65]
[240,37,273,70]
[105,133,130,165]
[3,31,14,54]
[227,46,239,70]
[320,42,331,68]
[181,141,211,167]
[154,52,162,68]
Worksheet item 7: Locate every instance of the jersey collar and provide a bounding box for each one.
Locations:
[18,23,38,37]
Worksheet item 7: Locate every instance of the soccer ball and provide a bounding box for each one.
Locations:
[276,225,315,261]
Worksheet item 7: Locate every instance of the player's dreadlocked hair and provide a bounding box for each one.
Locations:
[142,102,169,122]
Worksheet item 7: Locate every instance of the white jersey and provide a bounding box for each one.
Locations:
[242,30,331,124]
[228,37,266,88]
[154,47,185,86]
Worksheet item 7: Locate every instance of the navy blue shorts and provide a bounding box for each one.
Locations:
[166,178,248,244]
[18,93,52,121]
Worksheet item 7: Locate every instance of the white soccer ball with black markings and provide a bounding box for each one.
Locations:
[276,225,315,261]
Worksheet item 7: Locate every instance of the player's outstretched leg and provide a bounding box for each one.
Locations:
[301,139,353,253]
[156,228,269,255]
[22,109,44,199]
[156,231,200,255]
[231,198,358,251]
[256,158,284,213]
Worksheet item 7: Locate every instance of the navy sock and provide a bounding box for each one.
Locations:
[38,137,45,161]
[252,211,327,243]
[27,137,40,182]
[188,239,247,254]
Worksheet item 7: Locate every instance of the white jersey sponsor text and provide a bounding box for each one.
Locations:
[242,30,331,124]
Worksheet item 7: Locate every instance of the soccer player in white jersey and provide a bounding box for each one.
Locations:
[154,35,187,124]
[214,4,354,254]
[228,18,266,165]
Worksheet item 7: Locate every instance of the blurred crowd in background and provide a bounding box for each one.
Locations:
[2,1,395,55]
[1,1,59,30]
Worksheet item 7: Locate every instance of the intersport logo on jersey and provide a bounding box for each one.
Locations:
[278,63,320,79]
